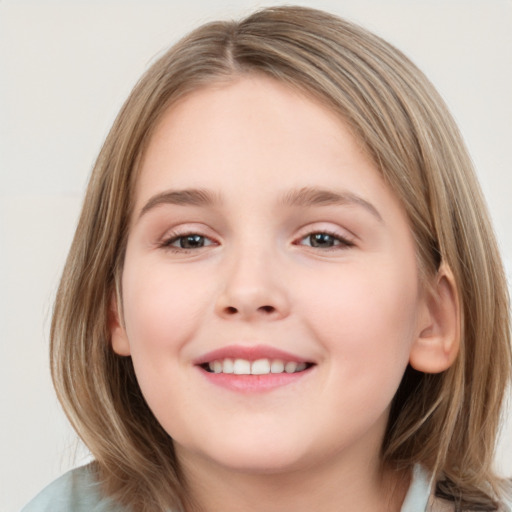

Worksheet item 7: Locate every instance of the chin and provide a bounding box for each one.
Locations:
[213,451,306,475]
[182,437,310,476]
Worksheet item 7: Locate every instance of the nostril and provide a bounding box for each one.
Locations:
[219,304,279,317]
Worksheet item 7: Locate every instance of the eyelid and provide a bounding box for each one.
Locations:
[295,222,356,241]
[292,222,358,256]
[167,233,215,247]
[158,224,220,252]
[299,232,354,247]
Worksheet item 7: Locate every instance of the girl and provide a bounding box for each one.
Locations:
[23,5,511,512]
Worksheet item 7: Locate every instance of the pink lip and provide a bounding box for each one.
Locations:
[193,344,311,365]
[194,344,315,394]
[199,370,313,393]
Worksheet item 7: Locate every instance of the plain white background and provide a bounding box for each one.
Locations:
[1,1,511,510]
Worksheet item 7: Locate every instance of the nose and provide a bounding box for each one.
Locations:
[214,248,290,321]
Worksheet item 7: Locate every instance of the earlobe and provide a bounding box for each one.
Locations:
[409,264,460,374]
[109,294,131,356]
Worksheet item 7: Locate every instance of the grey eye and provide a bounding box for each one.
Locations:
[307,233,338,248]
[177,234,206,248]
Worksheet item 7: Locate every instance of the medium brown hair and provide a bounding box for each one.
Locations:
[50,6,511,511]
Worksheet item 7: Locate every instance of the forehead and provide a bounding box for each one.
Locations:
[139,77,370,184]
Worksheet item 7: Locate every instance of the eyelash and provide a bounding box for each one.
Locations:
[160,231,217,253]
[296,230,355,250]
[159,229,355,253]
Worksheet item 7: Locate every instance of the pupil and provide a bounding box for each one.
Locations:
[310,233,334,247]
[180,235,204,248]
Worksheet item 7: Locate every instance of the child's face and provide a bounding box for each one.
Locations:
[112,75,429,476]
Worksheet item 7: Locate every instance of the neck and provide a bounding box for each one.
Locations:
[179,451,410,512]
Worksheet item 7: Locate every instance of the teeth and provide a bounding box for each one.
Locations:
[233,359,251,375]
[251,359,271,375]
[207,358,308,375]
[285,361,297,373]
[223,358,234,374]
[270,360,284,373]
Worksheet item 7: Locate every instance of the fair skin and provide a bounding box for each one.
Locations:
[111,75,458,512]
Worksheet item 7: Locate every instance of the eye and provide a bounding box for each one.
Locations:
[299,232,354,249]
[162,233,215,250]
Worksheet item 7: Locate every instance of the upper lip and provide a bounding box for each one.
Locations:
[193,344,313,365]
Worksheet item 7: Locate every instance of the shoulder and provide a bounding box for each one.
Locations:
[21,464,128,512]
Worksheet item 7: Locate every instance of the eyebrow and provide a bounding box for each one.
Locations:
[138,188,220,219]
[280,186,383,222]
[138,186,382,223]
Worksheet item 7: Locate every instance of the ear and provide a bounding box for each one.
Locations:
[109,294,131,356]
[409,264,460,374]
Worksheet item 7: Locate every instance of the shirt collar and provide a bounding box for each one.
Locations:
[400,465,432,512]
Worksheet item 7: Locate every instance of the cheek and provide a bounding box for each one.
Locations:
[300,261,419,379]
[119,260,216,422]
[121,259,211,359]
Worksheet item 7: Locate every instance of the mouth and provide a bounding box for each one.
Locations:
[200,358,314,375]
[194,345,315,392]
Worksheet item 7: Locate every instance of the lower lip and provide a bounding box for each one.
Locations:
[198,367,313,393]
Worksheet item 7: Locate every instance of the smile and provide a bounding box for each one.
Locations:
[203,358,311,375]
[194,345,315,392]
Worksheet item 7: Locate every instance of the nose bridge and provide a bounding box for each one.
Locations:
[215,236,289,320]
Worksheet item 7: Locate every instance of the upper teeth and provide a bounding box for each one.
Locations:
[208,358,307,375]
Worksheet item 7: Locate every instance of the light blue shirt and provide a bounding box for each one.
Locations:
[21,465,125,512]
[19,463,510,511]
